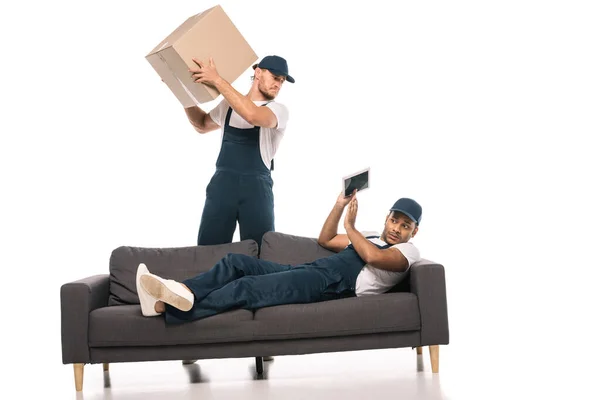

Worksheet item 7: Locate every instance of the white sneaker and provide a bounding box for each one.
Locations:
[140,273,194,312]
[136,263,159,316]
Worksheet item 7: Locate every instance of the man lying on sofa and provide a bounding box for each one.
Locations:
[136,190,422,323]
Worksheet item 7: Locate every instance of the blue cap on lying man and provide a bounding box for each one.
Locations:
[252,55,295,83]
[390,198,422,225]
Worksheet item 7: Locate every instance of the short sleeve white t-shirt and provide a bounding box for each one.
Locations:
[353,231,421,297]
[208,99,289,170]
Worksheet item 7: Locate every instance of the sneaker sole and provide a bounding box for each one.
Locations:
[136,265,159,316]
[140,275,193,312]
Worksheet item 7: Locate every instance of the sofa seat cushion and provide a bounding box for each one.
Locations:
[108,240,258,306]
[253,292,421,340]
[89,305,255,347]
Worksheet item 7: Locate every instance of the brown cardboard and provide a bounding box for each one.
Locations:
[146,5,258,107]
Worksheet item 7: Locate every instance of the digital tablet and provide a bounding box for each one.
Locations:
[343,167,370,197]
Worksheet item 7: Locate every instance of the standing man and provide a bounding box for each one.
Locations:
[184,55,294,248]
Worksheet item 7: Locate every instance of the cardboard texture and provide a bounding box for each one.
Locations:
[146,5,258,107]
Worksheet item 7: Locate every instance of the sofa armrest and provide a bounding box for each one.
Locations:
[410,261,449,346]
[60,274,110,364]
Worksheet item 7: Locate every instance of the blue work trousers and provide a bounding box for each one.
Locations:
[164,253,351,324]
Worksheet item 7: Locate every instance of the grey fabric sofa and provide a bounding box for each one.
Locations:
[60,231,449,391]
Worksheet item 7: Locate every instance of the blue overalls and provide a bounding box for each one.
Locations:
[197,105,275,247]
[165,236,391,324]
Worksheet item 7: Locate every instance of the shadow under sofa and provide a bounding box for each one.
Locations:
[60,231,449,391]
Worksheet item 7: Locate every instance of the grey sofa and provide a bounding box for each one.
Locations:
[60,231,449,392]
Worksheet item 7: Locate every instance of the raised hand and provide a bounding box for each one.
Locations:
[344,197,358,229]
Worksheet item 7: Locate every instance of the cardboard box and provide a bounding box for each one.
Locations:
[146,5,258,107]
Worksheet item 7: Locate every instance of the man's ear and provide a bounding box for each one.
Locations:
[411,226,419,237]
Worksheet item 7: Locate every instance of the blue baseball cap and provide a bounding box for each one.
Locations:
[252,55,295,83]
[390,198,422,225]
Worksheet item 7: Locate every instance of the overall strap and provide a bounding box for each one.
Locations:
[225,100,271,128]
[365,235,393,249]
[224,107,234,128]
[348,236,381,248]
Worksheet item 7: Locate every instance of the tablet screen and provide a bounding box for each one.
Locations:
[343,168,369,197]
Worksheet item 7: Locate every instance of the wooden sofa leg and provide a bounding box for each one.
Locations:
[103,363,109,372]
[429,345,439,373]
[73,363,84,391]
[416,346,423,355]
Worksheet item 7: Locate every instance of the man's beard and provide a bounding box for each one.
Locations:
[259,85,276,100]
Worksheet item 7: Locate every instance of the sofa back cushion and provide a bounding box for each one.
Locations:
[259,231,336,264]
[108,240,259,306]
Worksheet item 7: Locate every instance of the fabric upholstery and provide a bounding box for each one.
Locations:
[89,306,254,346]
[89,331,421,363]
[253,292,421,340]
[410,259,450,345]
[259,231,335,264]
[61,275,110,363]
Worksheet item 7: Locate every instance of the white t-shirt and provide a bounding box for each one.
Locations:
[208,99,289,170]
[353,231,421,297]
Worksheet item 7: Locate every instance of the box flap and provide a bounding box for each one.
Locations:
[146,51,198,108]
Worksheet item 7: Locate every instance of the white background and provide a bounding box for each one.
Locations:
[1,0,599,398]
